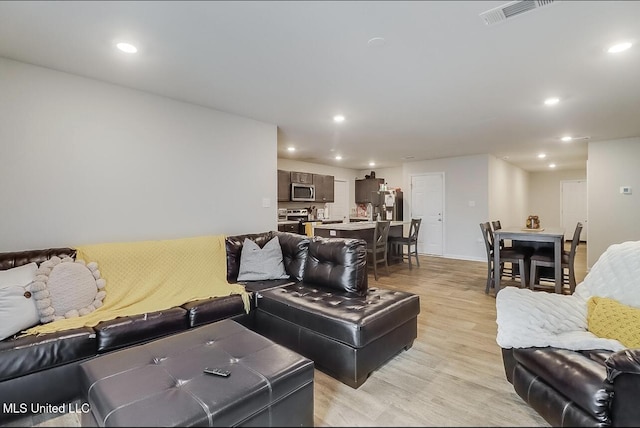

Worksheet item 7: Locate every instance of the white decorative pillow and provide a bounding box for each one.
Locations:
[31,256,107,323]
[0,262,41,340]
[237,236,290,281]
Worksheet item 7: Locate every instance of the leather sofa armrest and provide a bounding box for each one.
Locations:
[605,349,640,382]
[605,349,640,426]
[605,348,640,379]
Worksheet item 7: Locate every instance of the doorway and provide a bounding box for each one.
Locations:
[561,179,587,241]
[328,179,349,222]
[411,173,444,256]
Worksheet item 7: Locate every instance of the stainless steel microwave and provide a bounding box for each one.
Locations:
[291,183,315,201]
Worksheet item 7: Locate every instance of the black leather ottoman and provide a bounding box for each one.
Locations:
[79,319,314,427]
[254,283,420,388]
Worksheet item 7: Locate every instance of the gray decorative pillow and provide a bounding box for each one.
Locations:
[237,236,290,281]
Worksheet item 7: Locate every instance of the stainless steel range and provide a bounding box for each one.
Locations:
[286,208,310,222]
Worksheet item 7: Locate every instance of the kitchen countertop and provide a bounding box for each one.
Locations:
[314,221,404,231]
[278,219,345,225]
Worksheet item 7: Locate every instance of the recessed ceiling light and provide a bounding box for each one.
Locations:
[287,147,295,152]
[333,115,345,123]
[502,156,510,160]
[608,42,633,54]
[335,155,342,160]
[544,97,560,106]
[538,153,546,159]
[561,136,573,142]
[549,163,557,168]
[369,162,375,167]
[116,42,138,54]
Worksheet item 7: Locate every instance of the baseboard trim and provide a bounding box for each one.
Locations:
[416,253,485,262]
[442,254,485,262]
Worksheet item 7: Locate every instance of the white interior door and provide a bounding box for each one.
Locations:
[561,179,587,241]
[411,173,444,256]
[328,179,349,222]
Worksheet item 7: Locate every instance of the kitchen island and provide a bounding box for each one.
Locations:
[314,221,405,264]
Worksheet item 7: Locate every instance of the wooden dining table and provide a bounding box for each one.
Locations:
[493,227,565,294]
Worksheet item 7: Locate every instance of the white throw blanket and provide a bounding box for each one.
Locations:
[496,240,640,351]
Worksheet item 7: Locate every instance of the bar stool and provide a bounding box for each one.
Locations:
[389,218,422,269]
[368,220,391,281]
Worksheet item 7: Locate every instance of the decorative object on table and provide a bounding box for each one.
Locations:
[525,215,540,229]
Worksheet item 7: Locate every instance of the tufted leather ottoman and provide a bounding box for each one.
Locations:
[254,283,420,388]
[79,319,314,427]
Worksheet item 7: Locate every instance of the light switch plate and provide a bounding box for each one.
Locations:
[620,186,632,195]
[262,197,271,207]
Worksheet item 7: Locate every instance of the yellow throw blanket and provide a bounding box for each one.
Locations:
[26,235,249,335]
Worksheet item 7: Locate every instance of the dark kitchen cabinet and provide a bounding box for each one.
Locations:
[290,171,313,184]
[313,174,334,203]
[278,170,291,202]
[278,222,300,233]
[355,178,384,203]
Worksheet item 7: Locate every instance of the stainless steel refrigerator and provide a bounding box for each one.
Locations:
[370,190,403,221]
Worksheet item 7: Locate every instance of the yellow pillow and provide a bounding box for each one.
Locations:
[587,297,640,348]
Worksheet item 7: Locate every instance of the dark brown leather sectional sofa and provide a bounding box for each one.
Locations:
[0,231,420,424]
[0,247,246,424]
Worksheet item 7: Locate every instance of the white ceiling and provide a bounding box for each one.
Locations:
[1,1,639,171]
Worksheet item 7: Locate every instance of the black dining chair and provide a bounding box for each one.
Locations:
[389,218,422,269]
[529,222,583,293]
[480,222,529,294]
[368,220,391,281]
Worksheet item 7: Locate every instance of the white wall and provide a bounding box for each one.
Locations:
[357,167,404,190]
[488,156,529,229]
[0,58,277,251]
[587,137,640,267]
[528,168,586,230]
[277,158,359,210]
[403,155,489,261]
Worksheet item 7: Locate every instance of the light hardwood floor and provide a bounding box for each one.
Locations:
[11,244,588,427]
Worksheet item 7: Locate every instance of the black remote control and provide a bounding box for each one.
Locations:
[203,367,231,377]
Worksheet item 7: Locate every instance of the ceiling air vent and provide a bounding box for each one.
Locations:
[480,0,556,26]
